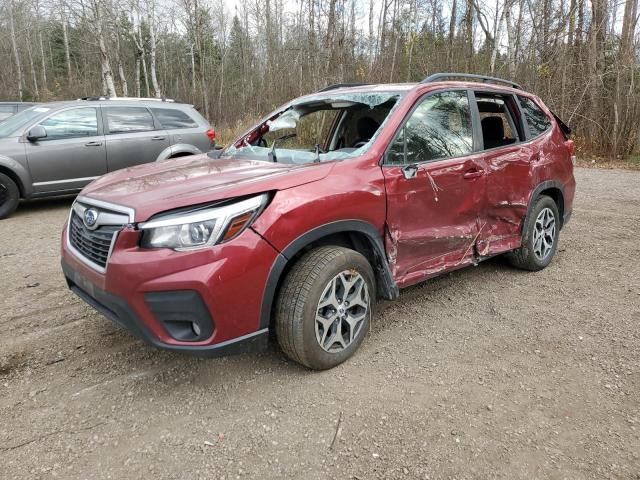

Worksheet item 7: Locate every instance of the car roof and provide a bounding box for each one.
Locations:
[29,99,194,109]
[319,81,528,95]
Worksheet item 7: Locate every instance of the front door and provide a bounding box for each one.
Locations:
[382,90,486,287]
[25,106,107,193]
[102,106,170,172]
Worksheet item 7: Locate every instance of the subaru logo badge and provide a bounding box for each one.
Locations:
[83,208,98,228]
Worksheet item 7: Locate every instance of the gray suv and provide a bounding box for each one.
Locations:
[0,98,215,218]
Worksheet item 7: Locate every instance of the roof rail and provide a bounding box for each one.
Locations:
[77,96,176,102]
[421,73,522,90]
[316,83,371,93]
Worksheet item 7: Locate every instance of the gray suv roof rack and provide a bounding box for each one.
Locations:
[421,73,522,90]
[316,83,371,93]
[77,96,177,102]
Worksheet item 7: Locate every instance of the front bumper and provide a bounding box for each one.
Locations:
[61,223,280,356]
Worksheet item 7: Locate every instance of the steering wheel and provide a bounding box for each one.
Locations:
[352,141,368,148]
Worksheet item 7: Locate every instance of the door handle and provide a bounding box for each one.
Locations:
[462,168,485,179]
[84,141,103,147]
[151,136,166,141]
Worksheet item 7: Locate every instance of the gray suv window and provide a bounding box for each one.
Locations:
[151,108,198,129]
[40,107,98,140]
[105,107,155,134]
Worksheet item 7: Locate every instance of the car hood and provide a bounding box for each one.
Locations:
[81,154,335,222]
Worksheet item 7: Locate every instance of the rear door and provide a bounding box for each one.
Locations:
[151,106,212,153]
[472,91,536,256]
[24,106,107,193]
[102,106,170,171]
[382,90,486,287]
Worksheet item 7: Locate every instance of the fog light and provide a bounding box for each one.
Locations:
[192,322,201,337]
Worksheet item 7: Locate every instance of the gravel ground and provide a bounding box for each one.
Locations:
[1,167,639,480]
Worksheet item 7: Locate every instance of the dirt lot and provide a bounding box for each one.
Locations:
[1,167,639,480]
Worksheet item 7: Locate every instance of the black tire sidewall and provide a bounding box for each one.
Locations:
[0,173,19,219]
[523,196,560,269]
[299,251,376,370]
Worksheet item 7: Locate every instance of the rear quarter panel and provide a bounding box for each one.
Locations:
[530,96,576,221]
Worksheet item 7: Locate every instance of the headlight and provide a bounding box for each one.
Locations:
[139,194,268,250]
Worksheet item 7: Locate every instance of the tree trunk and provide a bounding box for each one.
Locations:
[61,14,72,84]
[9,3,24,101]
[189,43,196,93]
[620,0,639,63]
[148,7,162,98]
[35,0,48,96]
[448,0,457,69]
[95,2,116,97]
[27,38,39,99]
[135,57,141,97]
[115,33,128,96]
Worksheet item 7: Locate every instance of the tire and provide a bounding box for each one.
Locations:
[509,195,560,271]
[0,173,20,219]
[275,246,376,370]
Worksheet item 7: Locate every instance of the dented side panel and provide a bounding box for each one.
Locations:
[382,154,486,288]
[478,143,532,256]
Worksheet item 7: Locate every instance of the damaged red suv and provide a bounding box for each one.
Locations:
[61,73,575,370]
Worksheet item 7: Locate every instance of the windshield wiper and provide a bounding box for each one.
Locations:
[268,133,297,163]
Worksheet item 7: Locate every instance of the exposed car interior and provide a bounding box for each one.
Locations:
[221,94,399,164]
[476,94,523,149]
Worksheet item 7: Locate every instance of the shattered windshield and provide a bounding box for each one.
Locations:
[220,91,403,164]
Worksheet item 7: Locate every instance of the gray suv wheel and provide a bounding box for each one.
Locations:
[0,173,20,219]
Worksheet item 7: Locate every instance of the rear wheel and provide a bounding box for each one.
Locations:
[509,195,560,271]
[0,173,20,219]
[275,246,375,370]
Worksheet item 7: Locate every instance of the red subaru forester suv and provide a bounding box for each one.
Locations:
[61,73,575,370]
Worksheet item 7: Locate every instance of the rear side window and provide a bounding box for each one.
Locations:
[105,107,155,134]
[518,96,552,138]
[151,108,198,129]
[39,107,98,140]
[386,90,473,165]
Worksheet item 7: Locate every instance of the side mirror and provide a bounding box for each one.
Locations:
[26,125,47,142]
[401,164,418,180]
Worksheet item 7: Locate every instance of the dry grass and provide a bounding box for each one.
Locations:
[576,155,640,171]
[215,117,260,146]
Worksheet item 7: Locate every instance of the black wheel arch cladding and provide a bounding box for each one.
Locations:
[259,220,399,330]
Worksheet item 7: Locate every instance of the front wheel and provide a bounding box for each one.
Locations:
[509,195,560,271]
[275,246,376,370]
[0,173,20,219]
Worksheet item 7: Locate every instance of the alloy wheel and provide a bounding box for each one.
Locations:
[533,207,556,260]
[315,270,370,353]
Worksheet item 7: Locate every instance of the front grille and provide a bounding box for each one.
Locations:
[69,211,121,269]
